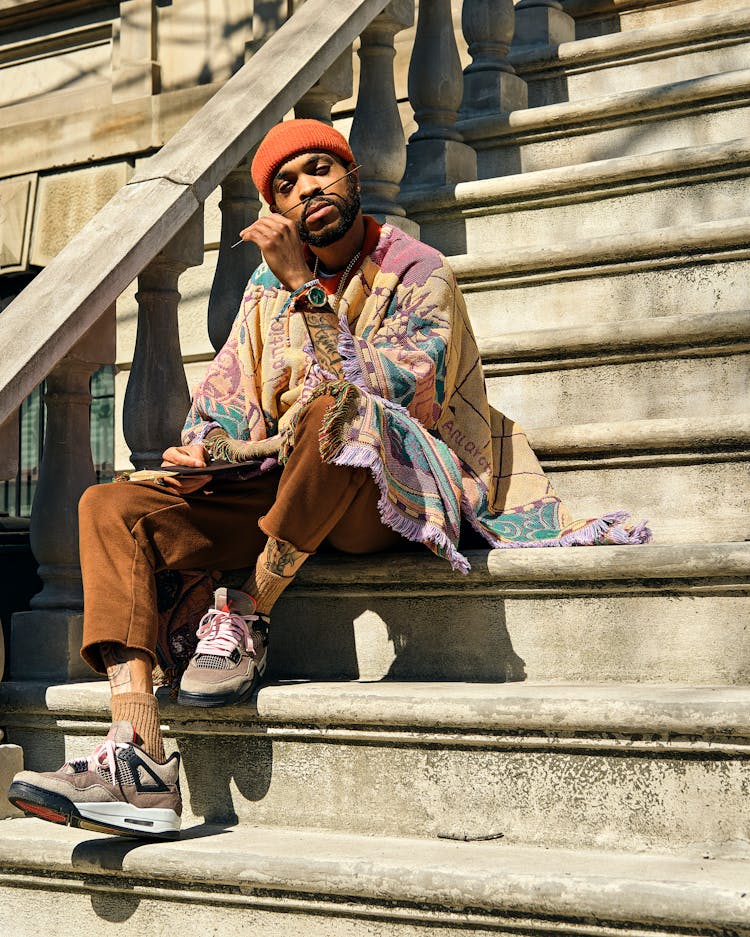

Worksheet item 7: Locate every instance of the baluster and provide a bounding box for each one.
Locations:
[349,0,415,225]
[208,157,261,351]
[295,48,353,125]
[459,0,528,118]
[402,0,476,191]
[512,0,575,49]
[10,309,115,680]
[124,209,204,468]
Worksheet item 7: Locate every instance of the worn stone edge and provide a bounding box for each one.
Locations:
[0,820,747,931]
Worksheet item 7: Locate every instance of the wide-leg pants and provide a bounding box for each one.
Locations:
[78,395,402,673]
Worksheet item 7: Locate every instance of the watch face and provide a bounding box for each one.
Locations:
[308,285,327,307]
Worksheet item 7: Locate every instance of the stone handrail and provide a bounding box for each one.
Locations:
[0,0,392,430]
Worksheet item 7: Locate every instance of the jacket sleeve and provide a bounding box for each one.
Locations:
[182,280,267,445]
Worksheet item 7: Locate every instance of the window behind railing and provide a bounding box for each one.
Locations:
[1,366,115,518]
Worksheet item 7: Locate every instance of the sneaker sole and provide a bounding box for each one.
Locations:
[177,666,265,708]
[8,780,181,841]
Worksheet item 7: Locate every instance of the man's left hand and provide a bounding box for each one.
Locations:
[238,215,313,291]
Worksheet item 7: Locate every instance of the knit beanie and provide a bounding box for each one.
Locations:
[251,119,355,205]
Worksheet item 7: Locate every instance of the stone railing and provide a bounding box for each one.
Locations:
[0,0,529,680]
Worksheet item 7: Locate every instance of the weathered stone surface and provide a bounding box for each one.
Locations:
[30,162,131,267]
[0,176,199,428]
[0,745,23,820]
[564,0,732,36]
[0,173,36,272]
[409,140,750,255]
[513,7,750,105]
[454,217,750,336]
[0,18,112,112]
[0,412,19,482]
[6,680,750,852]
[9,610,88,681]
[0,817,748,935]
[513,3,575,50]
[459,69,750,178]
[488,353,749,426]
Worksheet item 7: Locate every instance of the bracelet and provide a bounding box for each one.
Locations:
[288,278,320,300]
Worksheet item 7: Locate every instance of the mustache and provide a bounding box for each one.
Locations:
[302,194,345,220]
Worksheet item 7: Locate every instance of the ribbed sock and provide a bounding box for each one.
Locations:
[246,538,310,615]
[111,691,166,762]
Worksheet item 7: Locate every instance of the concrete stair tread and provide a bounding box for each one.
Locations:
[478,308,749,366]
[1,817,747,932]
[7,677,750,740]
[458,66,750,139]
[406,136,750,214]
[449,214,750,283]
[406,139,750,256]
[510,5,750,72]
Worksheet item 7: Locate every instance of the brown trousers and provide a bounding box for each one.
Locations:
[79,395,401,673]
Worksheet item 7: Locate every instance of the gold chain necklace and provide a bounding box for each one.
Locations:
[313,251,362,311]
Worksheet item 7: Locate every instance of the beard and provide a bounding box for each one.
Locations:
[297,175,361,247]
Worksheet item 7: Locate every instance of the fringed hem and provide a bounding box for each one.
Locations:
[478,507,653,550]
[338,323,371,395]
[329,439,470,574]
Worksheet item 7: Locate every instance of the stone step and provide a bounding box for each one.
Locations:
[451,216,750,335]
[3,681,750,855]
[0,744,23,819]
[406,138,750,255]
[510,8,750,107]
[269,543,750,684]
[0,818,747,936]
[3,545,747,689]
[531,414,750,545]
[457,67,750,178]
[479,309,749,427]
[565,0,732,40]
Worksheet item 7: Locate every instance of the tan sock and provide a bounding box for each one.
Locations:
[246,537,310,615]
[111,691,165,762]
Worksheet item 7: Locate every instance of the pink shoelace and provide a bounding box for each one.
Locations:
[194,605,259,658]
[70,739,128,781]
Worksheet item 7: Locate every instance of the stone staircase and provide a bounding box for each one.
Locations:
[1,1,749,934]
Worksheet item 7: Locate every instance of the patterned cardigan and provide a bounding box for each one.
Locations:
[184,220,649,571]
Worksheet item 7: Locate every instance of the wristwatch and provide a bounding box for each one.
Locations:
[294,283,329,311]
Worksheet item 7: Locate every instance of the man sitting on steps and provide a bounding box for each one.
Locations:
[8,119,650,842]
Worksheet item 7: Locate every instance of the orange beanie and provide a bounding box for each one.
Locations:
[251,119,355,205]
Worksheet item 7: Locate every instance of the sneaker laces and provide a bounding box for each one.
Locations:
[70,739,129,783]
[194,606,260,667]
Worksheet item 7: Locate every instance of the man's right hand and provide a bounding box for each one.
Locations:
[158,444,211,495]
[161,444,209,468]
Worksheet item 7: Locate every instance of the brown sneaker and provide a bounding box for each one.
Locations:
[8,722,181,840]
[177,587,269,708]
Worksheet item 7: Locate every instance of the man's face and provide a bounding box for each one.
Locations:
[271,151,361,247]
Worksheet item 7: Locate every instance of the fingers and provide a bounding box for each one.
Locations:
[238,215,312,290]
[161,444,208,468]
[239,213,298,245]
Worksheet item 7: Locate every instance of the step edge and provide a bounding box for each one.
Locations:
[0,821,747,930]
[4,679,750,740]
[478,308,750,362]
[449,215,750,280]
[510,7,750,74]
[457,67,750,142]
[404,138,750,216]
